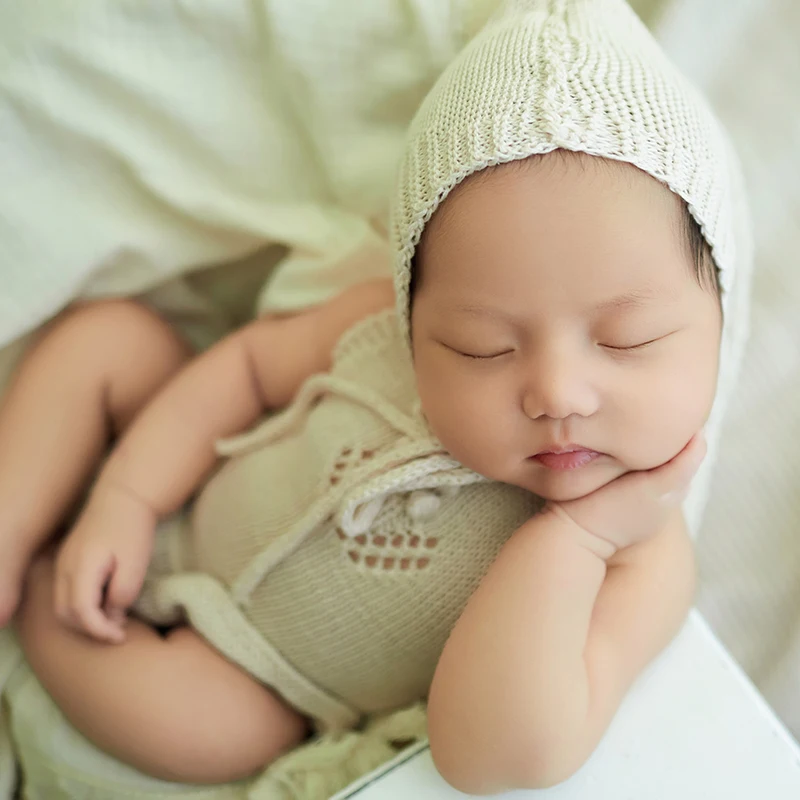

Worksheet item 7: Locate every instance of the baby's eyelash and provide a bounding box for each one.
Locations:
[603,339,658,352]
[459,349,514,360]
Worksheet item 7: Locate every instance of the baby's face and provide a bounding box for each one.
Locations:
[410,153,722,502]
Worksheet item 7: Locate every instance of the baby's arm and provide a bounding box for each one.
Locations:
[99,278,394,512]
[428,510,694,794]
[427,439,704,794]
[57,279,394,641]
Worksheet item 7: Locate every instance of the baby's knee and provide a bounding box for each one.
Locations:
[46,300,190,422]
[29,299,187,379]
[55,299,186,359]
[46,298,151,337]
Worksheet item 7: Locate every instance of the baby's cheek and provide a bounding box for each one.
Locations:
[634,360,716,466]
[418,373,503,471]
[416,368,466,446]
[426,388,485,454]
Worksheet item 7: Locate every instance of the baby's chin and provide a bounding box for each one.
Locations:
[521,445,687,502]
[518,458,629,503]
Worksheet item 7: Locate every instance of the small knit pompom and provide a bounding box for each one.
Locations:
[406,490,442,520]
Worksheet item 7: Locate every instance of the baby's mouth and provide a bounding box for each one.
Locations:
[528,446,603,471]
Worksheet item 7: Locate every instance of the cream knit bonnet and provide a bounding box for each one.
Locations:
[390,0,753,535]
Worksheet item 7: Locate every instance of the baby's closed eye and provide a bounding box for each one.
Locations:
[598,329,680,353]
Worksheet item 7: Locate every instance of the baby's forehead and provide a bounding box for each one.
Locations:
[421,151,682,249]
[411,149,720,300]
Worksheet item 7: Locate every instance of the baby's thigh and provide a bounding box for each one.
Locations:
[16,556,307,784]
[156,627,310,781]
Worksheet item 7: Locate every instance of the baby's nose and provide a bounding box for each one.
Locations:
[521,355,600,421]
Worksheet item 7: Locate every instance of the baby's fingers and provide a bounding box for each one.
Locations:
[104,549,149,627]
[54,552,125,643]
[647,433,707,505]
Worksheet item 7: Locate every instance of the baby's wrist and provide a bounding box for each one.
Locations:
[91,475,158,531]
[538,504,619,562]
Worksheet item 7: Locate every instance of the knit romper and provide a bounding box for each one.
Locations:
[134,308,541,729]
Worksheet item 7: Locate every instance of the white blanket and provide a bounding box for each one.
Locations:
[0,1,508,347]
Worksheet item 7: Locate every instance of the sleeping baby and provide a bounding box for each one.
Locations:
[0,0,750,793]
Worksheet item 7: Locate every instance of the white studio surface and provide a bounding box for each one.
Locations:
[333,610,800,799]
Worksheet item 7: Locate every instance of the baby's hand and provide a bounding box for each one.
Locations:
[54,483,156,643]
[545,433,707,558]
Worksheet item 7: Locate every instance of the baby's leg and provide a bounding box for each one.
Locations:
[0,300,191,626]
[17,556,308,784]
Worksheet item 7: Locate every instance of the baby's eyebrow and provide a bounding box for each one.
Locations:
[450,304,517,324]
[447,287,676,323]
[594,288,670,312]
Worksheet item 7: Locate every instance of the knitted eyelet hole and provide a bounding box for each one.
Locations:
[337,495,440,574]
[328,445,355,486]
[327,444,386,489]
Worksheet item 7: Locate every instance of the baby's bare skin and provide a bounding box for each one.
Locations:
[0,301,191,627]
[2,281,395,782]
